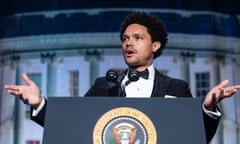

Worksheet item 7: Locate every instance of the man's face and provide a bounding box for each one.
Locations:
[121,24,160,71]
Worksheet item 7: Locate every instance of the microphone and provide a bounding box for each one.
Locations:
[106,69,119,84]
[125,69,139,86]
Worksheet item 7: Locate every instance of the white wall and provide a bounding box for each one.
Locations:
[56,56,90,96]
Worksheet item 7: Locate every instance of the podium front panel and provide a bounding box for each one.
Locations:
[43,97,206,144]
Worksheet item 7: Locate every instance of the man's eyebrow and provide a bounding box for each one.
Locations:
[123,33,143,37]
[122,34,129,37]
[121,34,129,39]
[133,33,142,36]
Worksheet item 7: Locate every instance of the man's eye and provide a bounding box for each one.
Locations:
[135,36,142,40]
[122,37,128,41]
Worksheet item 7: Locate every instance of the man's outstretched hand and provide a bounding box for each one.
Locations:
[204,80,240,111]
[4,73,42,109]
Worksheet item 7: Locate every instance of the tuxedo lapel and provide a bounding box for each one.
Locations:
[108,85,120,97]
[151,70,170,97]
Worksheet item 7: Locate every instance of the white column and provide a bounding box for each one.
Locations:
[13,56,22,144]
[221,59,238,144]
[0,55,22,144]
[41,52,57,97]
[0,59,14,144]
[85,50,102,85]
[179,51,195,85]
[210,57,223,144]
[0,60,3,126]
[233,60,240,144]
[179,57,190,83]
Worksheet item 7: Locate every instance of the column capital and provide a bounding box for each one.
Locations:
[40,52,56,64]
[214,53,226,64]
[180,51,196,63]
[0,57,5,66]
[9,55,21,68]
[229,57,240,66]
[84,50,103,62]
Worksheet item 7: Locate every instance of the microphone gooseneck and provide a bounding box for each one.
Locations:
[105,69,124,96]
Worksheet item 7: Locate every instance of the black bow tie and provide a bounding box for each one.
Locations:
[128,69,149,81]
[138,69,149,79]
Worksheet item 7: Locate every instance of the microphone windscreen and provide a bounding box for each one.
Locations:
[106,69,118,83]
[128,70,139,82]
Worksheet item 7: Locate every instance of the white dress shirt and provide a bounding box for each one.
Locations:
[122,64,154,98]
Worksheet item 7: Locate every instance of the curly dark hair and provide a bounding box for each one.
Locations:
[120,11,168,59]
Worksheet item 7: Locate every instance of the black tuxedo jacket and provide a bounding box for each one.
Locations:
[31,69,220,143]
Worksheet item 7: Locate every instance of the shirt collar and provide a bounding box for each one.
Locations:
[147,64,155,80]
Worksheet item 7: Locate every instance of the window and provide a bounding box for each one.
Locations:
[69,70,79,96]
[195,72,210,97]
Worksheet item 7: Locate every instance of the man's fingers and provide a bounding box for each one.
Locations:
[7,89,29,103]
[224,87,238,96]
[22,73,34,86]
[5,85,19,91]
[212,88,224,102]
[7,89,20,96]
[232,85,240,90]
[217,80,229,89]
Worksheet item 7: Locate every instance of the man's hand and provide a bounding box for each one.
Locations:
[4,73,43,109]
[204,80,240,111]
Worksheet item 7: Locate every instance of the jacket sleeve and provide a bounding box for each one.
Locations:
[203,108,221,143]
[30,99,47,126]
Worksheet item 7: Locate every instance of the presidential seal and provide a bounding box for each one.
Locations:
[93,107,157,144]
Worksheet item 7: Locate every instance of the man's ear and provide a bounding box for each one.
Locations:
[152,41,161,52]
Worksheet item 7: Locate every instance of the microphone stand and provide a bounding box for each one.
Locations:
[106,69,125,97]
